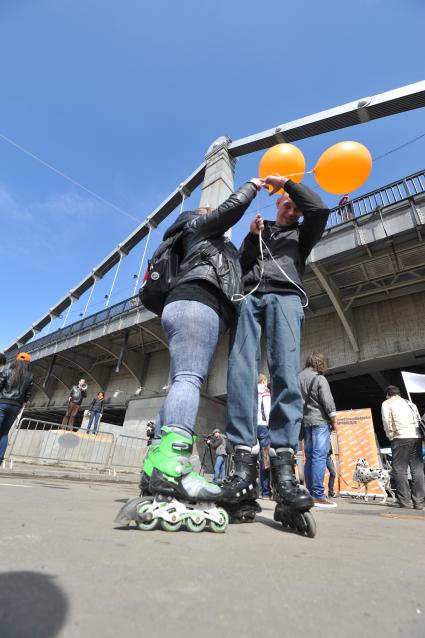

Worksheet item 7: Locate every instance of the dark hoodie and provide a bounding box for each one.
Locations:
[240,180,329,299]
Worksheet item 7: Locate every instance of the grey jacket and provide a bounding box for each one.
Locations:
[299,368,336,427]
[209,434,227,456]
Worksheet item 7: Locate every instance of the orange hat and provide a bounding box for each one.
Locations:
[16,352,31,362]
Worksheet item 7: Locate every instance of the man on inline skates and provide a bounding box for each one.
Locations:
[221,175,330,537]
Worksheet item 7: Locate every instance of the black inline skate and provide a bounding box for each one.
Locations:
[220,444,262,523]
[270,448,316,538]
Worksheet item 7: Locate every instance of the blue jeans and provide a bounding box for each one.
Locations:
[304,425,330,500]
[155,300,225,438]
[227,293,304,449]
[257,425,271,496]
[213,455,226,482]
[87,410,102,434]
[0,403,21,461]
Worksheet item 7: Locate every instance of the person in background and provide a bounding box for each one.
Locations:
[86,391,104,435]
[145,420,155,446]
[208,428,228,484]
[381,385,424,510]
[257,373,271,497]
[62,379,87,429]
[337,194,353,222]
[0,352,33,464]
[0,353,6,368]
[299,352,337,509]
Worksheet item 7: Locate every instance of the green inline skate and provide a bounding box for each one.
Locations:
[114,427,229,533]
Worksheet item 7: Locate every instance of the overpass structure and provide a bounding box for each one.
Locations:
[4,80,425,436]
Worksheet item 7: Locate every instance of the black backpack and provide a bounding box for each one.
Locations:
[139,230,185,316]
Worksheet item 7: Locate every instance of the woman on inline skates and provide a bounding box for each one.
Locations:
[115,177,265,532]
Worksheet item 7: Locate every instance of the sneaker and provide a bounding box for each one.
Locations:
[314,498,337,509]
[413,504,424,511]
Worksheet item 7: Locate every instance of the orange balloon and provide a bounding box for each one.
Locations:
[259,144,305,193]
[313,141,372,195]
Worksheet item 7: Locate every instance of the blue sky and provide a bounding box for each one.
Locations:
[1,0,425,349]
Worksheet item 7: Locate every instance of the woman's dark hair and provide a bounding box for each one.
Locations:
[0,352,6,366]
[305,352,328,375]
[385,385,400,397]
[8,360,30,387]
[98,391,104,399]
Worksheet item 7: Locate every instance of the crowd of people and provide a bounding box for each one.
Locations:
[1,172,424,519]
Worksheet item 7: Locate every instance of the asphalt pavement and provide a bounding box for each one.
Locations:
[0,475,424,638]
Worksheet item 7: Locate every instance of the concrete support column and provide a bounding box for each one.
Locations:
[199,136,236,212]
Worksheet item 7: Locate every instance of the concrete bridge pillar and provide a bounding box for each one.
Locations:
[198,136,236,212]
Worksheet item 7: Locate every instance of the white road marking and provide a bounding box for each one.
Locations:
[0,483,33,488]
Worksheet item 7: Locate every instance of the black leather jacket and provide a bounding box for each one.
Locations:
[240,180,329,299]
[0,363,34,407]
[164,182,258,305]
[69,385,87,405]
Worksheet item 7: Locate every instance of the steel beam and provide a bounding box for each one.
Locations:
[229,80,425,156]
[310,263,360,353]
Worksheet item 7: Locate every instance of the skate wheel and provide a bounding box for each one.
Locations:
[160,519,182,532]
[186,517,207,533]
[135,503,158,531]
[302,511,316,538]
[209,508,229,533]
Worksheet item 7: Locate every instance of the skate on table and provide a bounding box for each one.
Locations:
[270,448,316,538]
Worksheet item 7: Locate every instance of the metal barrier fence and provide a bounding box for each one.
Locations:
[6,418,147,473]
[110,434,149,470]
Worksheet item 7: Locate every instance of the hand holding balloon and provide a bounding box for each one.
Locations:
[264,175,289,195]
[250,214,264,235]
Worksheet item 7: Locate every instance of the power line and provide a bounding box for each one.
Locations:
[373,131,425,161]
[0,131,142,225]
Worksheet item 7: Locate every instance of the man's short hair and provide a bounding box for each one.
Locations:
[385,385,400,397]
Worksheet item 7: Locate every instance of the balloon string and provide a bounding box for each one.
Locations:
[273,170,314,178]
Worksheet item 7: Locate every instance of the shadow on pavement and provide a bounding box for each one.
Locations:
[0,571,68,638]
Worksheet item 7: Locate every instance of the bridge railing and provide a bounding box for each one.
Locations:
[9,295,141,358]
[326,168,425,228]
[10,168,425,358]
